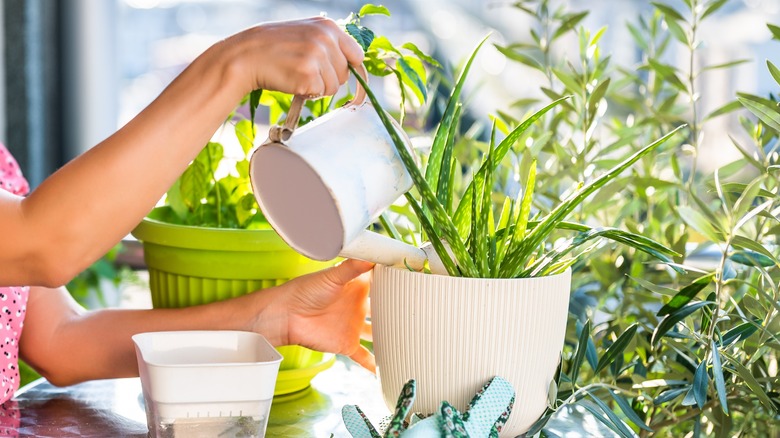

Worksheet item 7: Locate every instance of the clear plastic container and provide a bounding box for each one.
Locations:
[132,331,283,438]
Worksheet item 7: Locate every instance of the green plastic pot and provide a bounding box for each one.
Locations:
[131,206,336,395]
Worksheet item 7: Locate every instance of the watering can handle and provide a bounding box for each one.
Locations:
[268,64,369,143]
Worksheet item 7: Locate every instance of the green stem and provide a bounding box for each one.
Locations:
[707,237,731,353]
[685,0,701,198]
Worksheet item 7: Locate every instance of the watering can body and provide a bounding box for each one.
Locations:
[249,70,444,273]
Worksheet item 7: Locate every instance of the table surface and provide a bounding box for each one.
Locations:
[6,357,623,438]
[7,357,390,438]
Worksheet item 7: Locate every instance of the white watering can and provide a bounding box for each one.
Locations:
[249,66,448,275]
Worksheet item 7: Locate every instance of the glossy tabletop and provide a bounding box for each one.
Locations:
[6,357,389,437]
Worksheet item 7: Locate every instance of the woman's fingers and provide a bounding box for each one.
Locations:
[227,16,365,97]
[349,344,376,374]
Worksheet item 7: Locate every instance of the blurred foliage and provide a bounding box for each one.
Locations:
[484,0,780,435]
[365,0,780,435]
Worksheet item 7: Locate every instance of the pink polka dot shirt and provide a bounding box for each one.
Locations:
[0,143,30,404]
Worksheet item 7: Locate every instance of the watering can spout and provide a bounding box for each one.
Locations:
[340,232,449,276]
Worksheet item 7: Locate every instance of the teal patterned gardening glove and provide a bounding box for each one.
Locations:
[342,377,515,438]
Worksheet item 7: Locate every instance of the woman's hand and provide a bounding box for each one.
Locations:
[256,259,375,372]
[216,16,365,98]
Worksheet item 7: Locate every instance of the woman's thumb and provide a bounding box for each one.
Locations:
[325,259,375,285]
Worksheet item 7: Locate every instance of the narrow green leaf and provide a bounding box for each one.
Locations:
[733,180,766,230]
[596,324,638,374]
[401,42,441,67]
[721,350,777,414]
[720,322,759,347]
[553,68,582,93]
[630,276,680,296]
[249,89,263,135]
[588,78,611,124]
[768,60,780,86]
[730,250,775,267]
[702,59,750,72]
[693,360,709,409]
[570,319,591,385]
[676,206,723,242]
[358,4,390,17]
[552,11,589,41]
[477,132,496,276]
[379,212,403,241]
[711,342,729,414]
[585,391,635,438]
[526,226,680,277]
[427,36,488,195]
[657,273,714,316]
[494,45,544,71]
[654,387,689,405]
[525,413,553,436]
[652,301,714,345]
[405,195,459,276]
[580,400,633,438]
[704,100,742,121]
[767,23,780,41]
[702,0,728,19]
[737,93,780,133]
[648,59,687,91]
[665,18,689,45]
[608,391,653,432]
[652,2,685,21]
[502,164,536,274]
[436,103,462,208]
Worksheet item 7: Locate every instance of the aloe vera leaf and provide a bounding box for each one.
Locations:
[501,125,686,277]
[352,66,479,277]
[499,162,537,276]
[436,103,463,210]
[471,169,480,262]
[476,134,495,276]
[405,194,459,276]
[453,97,570,238]
[379,212,403,241]
[426,37,489,194]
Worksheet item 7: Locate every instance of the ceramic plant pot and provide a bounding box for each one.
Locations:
[131,206,337,395]
[370,264,571,437]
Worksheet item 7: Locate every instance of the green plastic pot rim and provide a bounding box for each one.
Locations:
[131,209,292,252]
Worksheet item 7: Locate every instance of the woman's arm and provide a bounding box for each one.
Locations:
[0,17,364,287]
[19,259,374,387]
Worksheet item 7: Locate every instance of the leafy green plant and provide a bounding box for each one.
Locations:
[66,242,136,309]
[352,40,683,279]
[488,0,780,436]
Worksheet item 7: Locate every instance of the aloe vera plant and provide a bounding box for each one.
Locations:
[352,39,684,279]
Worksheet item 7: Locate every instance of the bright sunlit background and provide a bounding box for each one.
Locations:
[2,0,780,185]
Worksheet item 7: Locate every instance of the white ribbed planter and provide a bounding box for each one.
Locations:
[371,265,571,437]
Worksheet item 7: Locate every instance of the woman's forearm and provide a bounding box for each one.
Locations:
[20,285,287,387]
[17,46,245,286]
